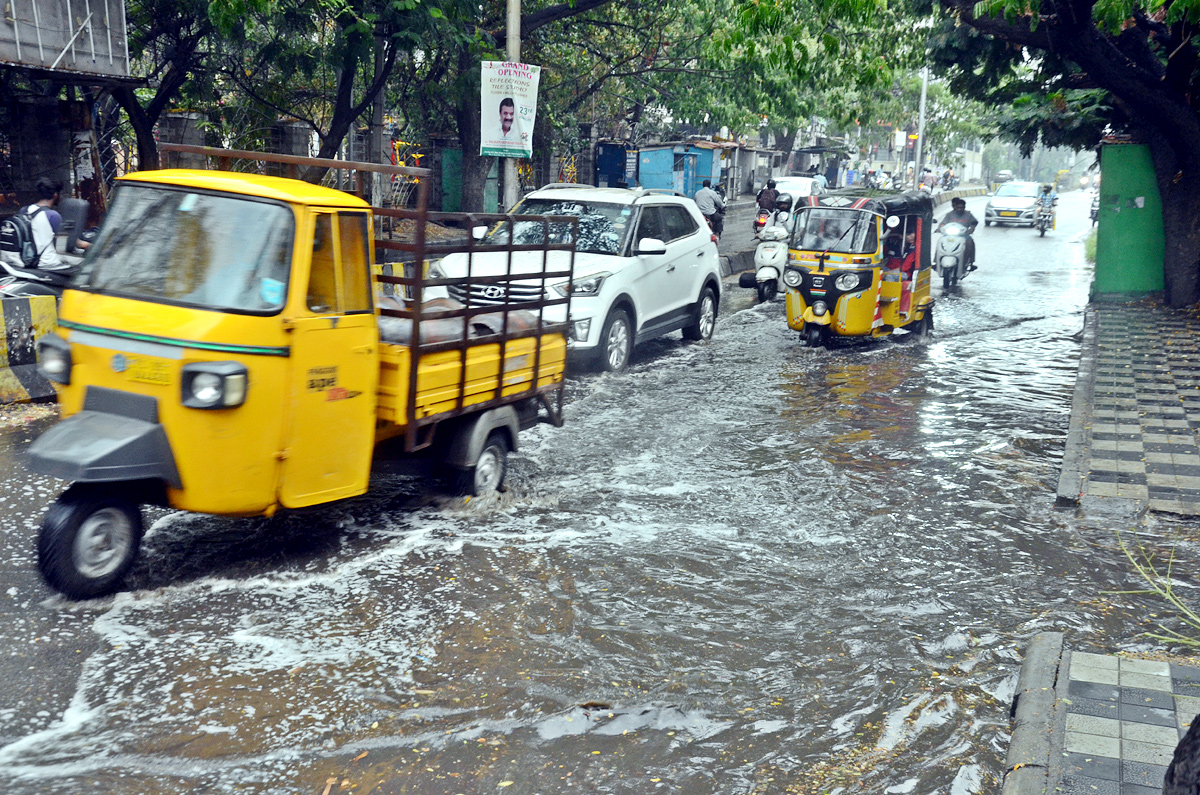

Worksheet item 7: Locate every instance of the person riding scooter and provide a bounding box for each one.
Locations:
[740,191,794,301]
[937,197,978,271]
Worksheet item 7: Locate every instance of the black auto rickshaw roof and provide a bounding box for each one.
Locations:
[798,188,935,218]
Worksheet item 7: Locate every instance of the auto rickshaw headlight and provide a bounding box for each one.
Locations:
[812,301,829,316]
[37,335,72,385]
[783,268,803,288]
[834,273,861,291]
[182,362,249,409]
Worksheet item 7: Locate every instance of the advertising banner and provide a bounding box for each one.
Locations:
[480,61,540,159]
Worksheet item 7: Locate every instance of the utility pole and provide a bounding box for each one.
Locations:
[503,0,520,211]
[914,66,928,187]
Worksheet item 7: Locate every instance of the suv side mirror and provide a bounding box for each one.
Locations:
[636,237,667,256]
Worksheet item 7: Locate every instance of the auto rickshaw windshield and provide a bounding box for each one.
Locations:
[792,208,878,254]
[76,184,294,314]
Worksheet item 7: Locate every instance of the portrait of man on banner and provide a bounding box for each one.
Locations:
[480,61,540,159]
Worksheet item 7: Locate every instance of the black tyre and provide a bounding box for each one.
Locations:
[597,309,633,372]
[804,324,825,348]
[757,281,777,303]
[37,485,143,600]
[913,307,933,337]
[453,431,510,496]
[984,220,992,227]
[942,269,953,290]
[683,286,718,341]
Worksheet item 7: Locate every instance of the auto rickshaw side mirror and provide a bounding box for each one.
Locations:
[886,215,901,228]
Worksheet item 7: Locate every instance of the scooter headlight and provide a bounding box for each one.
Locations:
[812,301,829,316]
[181,362,249,409]
[783,268,803,288]
[834,272,860,291]
[36,334,72,385]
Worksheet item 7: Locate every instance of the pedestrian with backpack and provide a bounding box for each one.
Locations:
[0,179,81,276]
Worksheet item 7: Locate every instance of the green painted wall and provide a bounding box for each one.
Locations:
[1094,144,1165,295]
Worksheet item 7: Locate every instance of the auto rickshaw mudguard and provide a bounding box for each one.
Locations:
[26,387,182,489]
[801,308,832,326]
[442,406,520,468]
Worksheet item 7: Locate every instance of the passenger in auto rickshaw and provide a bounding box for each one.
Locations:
[882,216,920,315]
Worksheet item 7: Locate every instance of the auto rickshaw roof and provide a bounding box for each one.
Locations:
[804,188,935,218]
[116,170,371,208]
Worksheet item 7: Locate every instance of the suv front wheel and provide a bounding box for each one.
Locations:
[597,308,633,372]
[682,286,717,341]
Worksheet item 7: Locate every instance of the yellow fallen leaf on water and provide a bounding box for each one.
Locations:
[353,751,368,762]
[499,782,514,788]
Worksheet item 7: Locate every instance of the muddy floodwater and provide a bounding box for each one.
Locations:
[0,193,1187,794]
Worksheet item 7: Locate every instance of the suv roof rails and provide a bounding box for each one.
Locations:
[638,188,688,198]
[539,182,598,190]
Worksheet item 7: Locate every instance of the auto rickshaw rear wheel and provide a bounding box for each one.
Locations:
[37,484,143,600]
[454,431,510,497]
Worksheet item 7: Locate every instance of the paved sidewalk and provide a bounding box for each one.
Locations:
[1058,301,1200,515]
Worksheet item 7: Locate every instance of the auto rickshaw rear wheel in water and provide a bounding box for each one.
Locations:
[913,307,934,337]
[37,484,144,600]
[454,430,510,496]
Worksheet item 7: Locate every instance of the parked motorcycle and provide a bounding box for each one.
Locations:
[739,194,794,302]
[934,221,973,289]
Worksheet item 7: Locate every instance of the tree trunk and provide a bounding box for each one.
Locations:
[456,100,495,213]
[1159,175,1200,307]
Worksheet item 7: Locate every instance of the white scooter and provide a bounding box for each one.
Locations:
[738,194,794,302]
[934,221,974,290]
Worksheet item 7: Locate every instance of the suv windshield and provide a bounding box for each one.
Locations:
[77,184,294,313]
[792,208,878,254]
[483,197,633,255]
[995,183,1038,198]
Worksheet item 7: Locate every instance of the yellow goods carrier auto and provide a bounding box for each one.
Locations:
[25,146,574,600]
[782,189,935,347]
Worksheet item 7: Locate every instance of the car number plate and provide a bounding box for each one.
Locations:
[999,211,1017,217]
[124,355,172,385]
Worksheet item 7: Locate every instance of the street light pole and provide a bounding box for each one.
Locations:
[503,0,520,211]
[915,65,928,187]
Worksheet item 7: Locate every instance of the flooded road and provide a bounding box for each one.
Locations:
[0,191,1175,794]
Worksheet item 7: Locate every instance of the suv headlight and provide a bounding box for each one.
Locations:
[554,272,610,298]
[181,362,249,409]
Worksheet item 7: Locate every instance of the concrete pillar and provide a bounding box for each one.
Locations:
[158,112,205,169]
[267,120,311,179]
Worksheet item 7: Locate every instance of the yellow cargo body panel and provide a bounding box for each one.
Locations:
[376,333,567,429]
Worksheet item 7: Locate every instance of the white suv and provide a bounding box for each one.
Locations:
[431,185,722,372]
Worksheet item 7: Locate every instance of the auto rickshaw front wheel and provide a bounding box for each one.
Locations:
[37,485,143,600]
[804,324,826,348]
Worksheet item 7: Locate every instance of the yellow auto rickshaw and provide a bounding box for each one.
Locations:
[25,146,574,599]
[781,189,935,347]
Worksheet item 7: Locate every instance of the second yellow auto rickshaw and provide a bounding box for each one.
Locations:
[781,189,935,347]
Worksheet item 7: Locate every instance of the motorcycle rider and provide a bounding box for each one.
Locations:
[0,178,84,276]
[756,179,778,211]
[694,179,725,238]
[937,197,978,269]
[1037,184,1058,214]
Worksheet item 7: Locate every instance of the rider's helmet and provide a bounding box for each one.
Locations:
[767,179,776,189]
[774,192,794,214]
[1042,184,1052,192]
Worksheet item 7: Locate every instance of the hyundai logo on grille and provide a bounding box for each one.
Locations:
[483,285,506,299]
